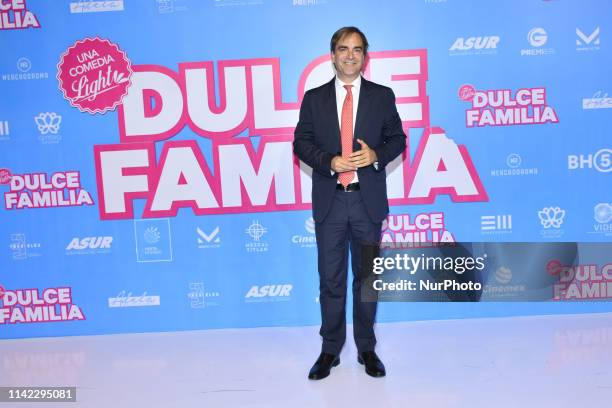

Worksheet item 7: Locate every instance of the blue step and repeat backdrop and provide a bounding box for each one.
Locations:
[1,0,611,340]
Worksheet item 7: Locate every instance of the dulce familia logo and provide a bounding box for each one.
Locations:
[548,261,612,300]
[0,0,41,30]
[0,286,85,324]
[94,50,488,220]
[57,37,132,114]
[459,84,559,127]
[4,171,94,210]
[381,212,455,246]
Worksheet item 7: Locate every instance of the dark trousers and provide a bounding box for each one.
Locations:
[315,189,381,355]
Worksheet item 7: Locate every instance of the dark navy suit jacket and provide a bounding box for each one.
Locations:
[293,77,407,223]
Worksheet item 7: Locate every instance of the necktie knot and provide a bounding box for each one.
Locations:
[343,84,353,95]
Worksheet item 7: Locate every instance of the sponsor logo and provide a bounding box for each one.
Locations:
[551,262,612,300]
[57,37,133,114]
[197,226,220,249]
[576,27,600,51]
[291,217,316,248]
[34,112,62,144]
[491,153,539,177]
[292,0,326,6]
[245,220,268,253]
[521,27,555,56]
[461,84,559,127]
[4,171,94,210]
[538,206,565,238]
[0,120,8,141]
[0,168,11,184]
[0,286,85,324]
[69,1,124,13]
[482,266,526,298]
[214,0,264,7]
[2,57,49,81]
[9,233,41,260]
[481,215,512,234]
[381,213,455,246]
[108,290,160,308]
[245,284,292,302]
[568,148,612,173]
[134,219,173,262]
[187,282,220,308]
[591,203,612,236]
[66,236,113,255]
[449,36,499,56]
[156,0,188,13]
[0,0,40,30]
[583,91,612,110]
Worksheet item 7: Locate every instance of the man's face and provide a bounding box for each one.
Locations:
[332,32,365,83]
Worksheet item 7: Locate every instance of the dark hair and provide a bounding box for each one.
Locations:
[330,26,369,56]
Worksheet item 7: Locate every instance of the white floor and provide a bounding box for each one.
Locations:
[1,313,612,407]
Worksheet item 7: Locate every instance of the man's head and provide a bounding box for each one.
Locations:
[330,26,368,83]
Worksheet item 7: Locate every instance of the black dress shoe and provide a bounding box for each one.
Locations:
[308,352,340,380]
[358,351,386,377]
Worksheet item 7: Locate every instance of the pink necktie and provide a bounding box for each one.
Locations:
[339,85,355,187]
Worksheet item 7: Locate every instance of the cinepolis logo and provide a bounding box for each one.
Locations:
[292,217,316,247]
[539,207,565,229]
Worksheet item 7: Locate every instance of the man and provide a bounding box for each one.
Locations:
[293,27,406,380]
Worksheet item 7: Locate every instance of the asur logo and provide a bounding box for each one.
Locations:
[245,284,292,299]
[449,36,499,54]
[66,236,113,251]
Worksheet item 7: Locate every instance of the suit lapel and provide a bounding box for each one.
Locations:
[354,77,371,144]
[324,78,341,152]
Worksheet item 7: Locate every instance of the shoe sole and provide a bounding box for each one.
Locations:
[308,358,340,380]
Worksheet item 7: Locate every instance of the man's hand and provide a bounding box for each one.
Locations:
[331,156,357,173]
[349,139,378,168]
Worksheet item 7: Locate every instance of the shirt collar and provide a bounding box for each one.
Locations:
[335,75,362,92]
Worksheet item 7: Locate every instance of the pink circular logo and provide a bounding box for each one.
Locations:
[546,259,563,276]
[0,168,12,185]
[458,84,476,102]
[57,37,132,114]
